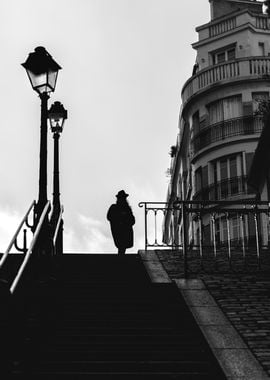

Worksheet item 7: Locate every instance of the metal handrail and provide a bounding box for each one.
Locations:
[10,201,51,294]
[139,202,172,208]
[0,200,35,270]
[53,205,64,247]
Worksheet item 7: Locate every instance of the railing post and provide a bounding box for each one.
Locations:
[182,202,188,279]
[14,229,28,256]
[56,219,63,256]
[154,209,158,246]
[198,212,203,268]
[23,229,27,256]
[211,213,217,267]
[144,204,148,251]
[240,214,246,263]
[226,213,232,268]
[268,203,270,248]
[254,209,261,269]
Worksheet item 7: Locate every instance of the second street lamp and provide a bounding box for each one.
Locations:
[22,46,62,226]
[48,101,67,227]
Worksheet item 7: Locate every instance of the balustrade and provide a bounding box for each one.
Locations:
[182,57,270,106]
[256,15,270,30]
[209,17,236,37]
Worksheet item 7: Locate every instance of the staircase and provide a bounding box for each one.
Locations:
[5,254,226,379]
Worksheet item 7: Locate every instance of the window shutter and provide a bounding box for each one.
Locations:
[202,165,209,188]
[246,152,254,175]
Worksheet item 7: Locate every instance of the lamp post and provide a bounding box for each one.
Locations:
[48,101,67,255]
[48,101,67,226]
[22,47,61,226]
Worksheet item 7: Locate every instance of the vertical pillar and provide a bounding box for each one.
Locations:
[52,132,61,219]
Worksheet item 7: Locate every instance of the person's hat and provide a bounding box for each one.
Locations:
[116,190,129,198]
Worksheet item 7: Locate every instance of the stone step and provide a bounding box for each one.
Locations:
[3,254,226,379]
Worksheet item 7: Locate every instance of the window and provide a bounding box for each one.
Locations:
[227,48,236,61]
[231,217,240,241]
[220,158,229,198]
[211,154,243,200]
[195,168,202,193]
[208,95,242,124]
[258,42,265,56]
[216,52,226,64]
[216,216,240,245]
[192,111,200,134]
[195,165,209,199]
[195,155,246,201]
[246,152,254,175]
[212,45,236,65]
[246,152,255,194]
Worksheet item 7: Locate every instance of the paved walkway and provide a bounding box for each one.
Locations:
[140,249,270,379]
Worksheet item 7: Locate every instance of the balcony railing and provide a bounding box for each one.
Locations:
[193,175,253,201]
[192,115,263,154]
[255,15,270,30]
[209,16,236,37]
[182,57,270,106]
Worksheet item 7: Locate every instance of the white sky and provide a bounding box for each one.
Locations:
[0,0,210,253]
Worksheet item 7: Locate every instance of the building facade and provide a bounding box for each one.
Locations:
[164,0,270,248]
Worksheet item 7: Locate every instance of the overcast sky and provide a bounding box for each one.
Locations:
[0,0,210,253]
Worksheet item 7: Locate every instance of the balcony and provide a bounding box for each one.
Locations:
[193,175,253,201]
[197,12,270,41]
[182,57,270,106]
[191,115,263,155]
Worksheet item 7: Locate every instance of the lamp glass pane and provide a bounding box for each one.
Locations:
[48,70,58,91]
[27,69,57,94]
[50,118,64,133]
[51,117,64,127]
[28,70,46,88]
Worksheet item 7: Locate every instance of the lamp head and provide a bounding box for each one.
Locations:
[48,101,67,133]
[22,46,61,94]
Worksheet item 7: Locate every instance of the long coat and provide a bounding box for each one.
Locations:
[107,203,135,249]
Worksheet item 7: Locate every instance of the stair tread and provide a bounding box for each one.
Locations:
[4,254,226,378]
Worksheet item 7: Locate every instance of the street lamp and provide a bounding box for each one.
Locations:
[48,101,67,224]
[22,46,61,95]
[22,47,62,225]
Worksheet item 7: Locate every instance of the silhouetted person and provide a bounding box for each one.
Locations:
[107,190,135,255]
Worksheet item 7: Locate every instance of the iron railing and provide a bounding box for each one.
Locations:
[0,200,64,294]
[140,200,270,277]
[10,201,51,294]
[0,201,35,270]
[192,115,263,154]
[139,202,177,250]
[52,205,64,256]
